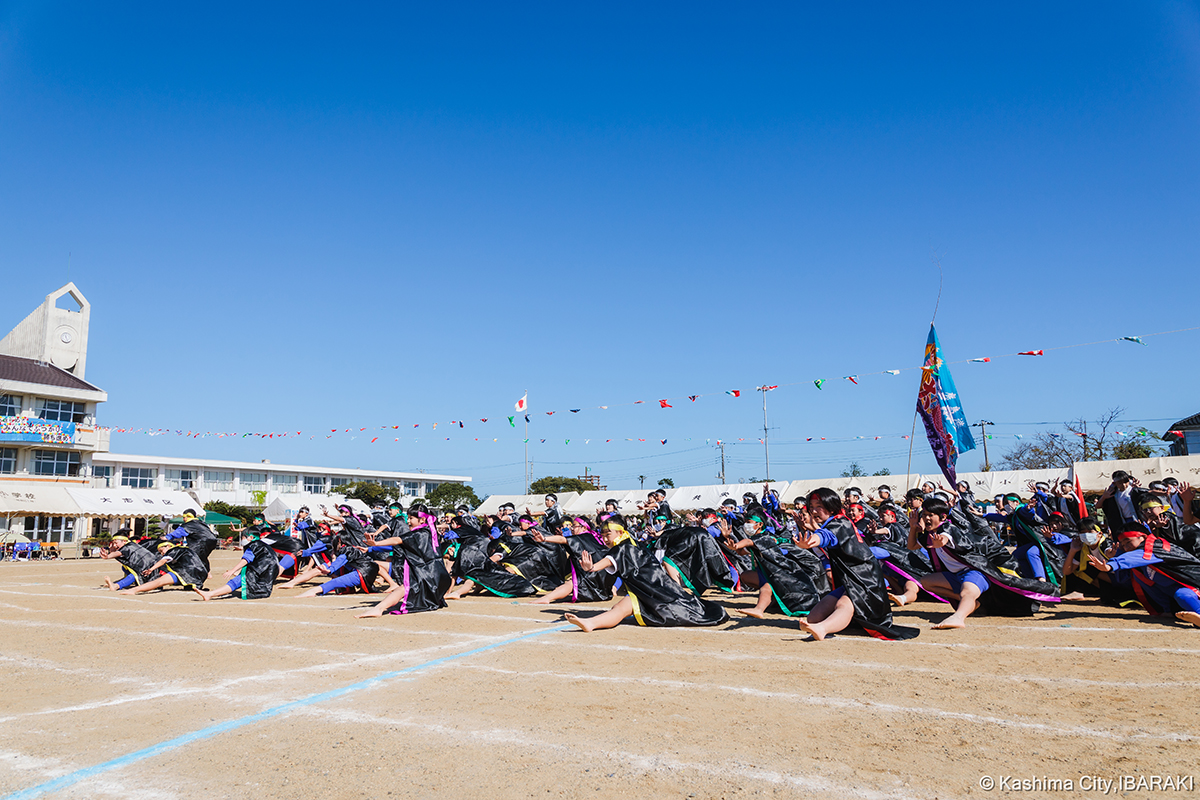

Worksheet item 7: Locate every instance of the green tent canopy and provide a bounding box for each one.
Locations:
[168,510,241,526]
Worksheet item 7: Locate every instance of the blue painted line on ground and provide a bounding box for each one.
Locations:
[5,624,569,800]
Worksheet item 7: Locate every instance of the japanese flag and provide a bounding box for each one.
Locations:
[514,393,528,412]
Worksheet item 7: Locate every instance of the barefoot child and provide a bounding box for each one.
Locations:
[98,532,157,591]
[794,488,919,641]
[119,540,209,595]
[562,518,728,632]
[193,528,280,601]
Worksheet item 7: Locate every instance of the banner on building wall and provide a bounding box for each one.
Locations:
[0,416,76,445]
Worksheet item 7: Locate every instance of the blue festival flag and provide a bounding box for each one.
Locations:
[916,325,976,484]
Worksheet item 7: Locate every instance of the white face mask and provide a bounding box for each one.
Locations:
[1080,531,1100,547]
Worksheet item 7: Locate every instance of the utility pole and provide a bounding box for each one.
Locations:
[1082,420,1088,462]
[638,475,646,490]
[758,386,772,481]
[974,420,994,470]
[717,441,726,484]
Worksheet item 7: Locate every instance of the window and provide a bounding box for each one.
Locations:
[0,395,19,416]
[120,466,156,488]
[403,481,419,496]
[0,448,16,474]
[380,479,398,489]
[424,482,439,495]
[240,472,266,491]
[303,476,326,494]
[36,399,86,423]
[93,465,113,486]
[330,478,350,489]
[24,515,75,544]
[273,474,299,493]
[33,449,81,477]
[204,471,233,491]
[165,469,197,489]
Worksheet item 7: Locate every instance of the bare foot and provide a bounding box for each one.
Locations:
[1176,611,1200,629]
[102,577,117,591]
[887,592,907,607]
[192,587,211,602]
[932,616,966,629]
[1061,591,1086,601]
[736,608,765,619]
[355,608,385,619]
[297,587,322,598]
[797,618,826,641]
[563,612,593,632]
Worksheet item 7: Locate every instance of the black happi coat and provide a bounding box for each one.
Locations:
[259,528,304,579]
[176,519,219,570]
[236,539,280,599]
[388,522,451,613]
[447,523,537,598]
[115,541,159,585]
[748,531,829,616]
[157,544,209,588]
[657,526,736,594]
[922,516,1060,616]
[501,529,569,592]
[1117,536,1200,615]
[339,514,370,549]
[1007,506,1066,587]
[1158,517,1200,559]
[561,532,618,602]
[818,516,919,640]
[328,547,380,593]
[864,520,936,587]
[605,540,728,627]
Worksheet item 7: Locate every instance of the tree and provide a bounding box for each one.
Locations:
[426,482,481,511]
[873,468,892,476]
[657,477,675,489]
[997,407,1164,470]
[841,462,867,478]
[336,481,400,506]
[529,476,596,495]
[1112,439,1156,461]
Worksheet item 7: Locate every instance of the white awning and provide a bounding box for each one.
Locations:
[66,487,201,518]
[0,483,80,516]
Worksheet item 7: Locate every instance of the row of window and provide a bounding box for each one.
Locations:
[1,447,439,494]
[0,395,89,424]
[1,448,82,477]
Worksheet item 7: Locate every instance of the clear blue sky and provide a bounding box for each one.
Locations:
[2,2,1198,495]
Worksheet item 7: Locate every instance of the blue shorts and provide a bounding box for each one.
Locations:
[943,569,988,595]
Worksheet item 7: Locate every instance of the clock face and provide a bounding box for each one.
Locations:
[60,330,74,344]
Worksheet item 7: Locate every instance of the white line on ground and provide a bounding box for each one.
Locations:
[455,664,1191,742]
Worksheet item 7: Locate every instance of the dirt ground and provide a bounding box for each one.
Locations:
[1,552,1197,800]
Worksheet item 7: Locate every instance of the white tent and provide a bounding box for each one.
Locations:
[667,482,790,511]
[562,490,624,516]
[0,483,80,515]
[262,493,369,523]
[1072,454,1200,492]
[67,487,201,518]
[474,492,580,517]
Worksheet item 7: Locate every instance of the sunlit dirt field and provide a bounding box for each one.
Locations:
[2,552,1197,800]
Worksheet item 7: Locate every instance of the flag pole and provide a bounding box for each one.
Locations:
[524,389,529,493]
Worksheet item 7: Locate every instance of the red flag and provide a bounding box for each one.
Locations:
[371,437,378,443]
[480,418,488,422]
[727,390,741,397]
[1074,474,1088,520]
[760,385,779,391]
[1018,350,1044,356]
[659,399,672,408]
